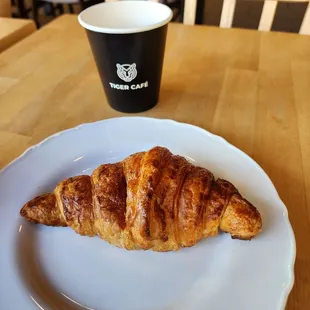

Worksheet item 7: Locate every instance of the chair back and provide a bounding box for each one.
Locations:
[184,0,310,35]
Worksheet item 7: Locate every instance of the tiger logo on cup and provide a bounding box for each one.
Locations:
[116,63,137,83]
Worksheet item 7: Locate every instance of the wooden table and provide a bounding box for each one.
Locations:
[0,14,309,309]
[0,17,36,52]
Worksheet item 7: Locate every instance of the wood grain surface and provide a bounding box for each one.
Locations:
[0,14,309,309]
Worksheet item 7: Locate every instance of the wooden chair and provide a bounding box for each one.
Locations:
[0,0,11,17]
[184,0,310,35]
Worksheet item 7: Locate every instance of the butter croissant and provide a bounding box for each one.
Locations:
[20,146,262,251]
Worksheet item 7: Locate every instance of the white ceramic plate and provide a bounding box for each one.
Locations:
[0,117,295,310]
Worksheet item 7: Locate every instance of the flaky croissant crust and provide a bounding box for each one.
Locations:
[20,147,262,251]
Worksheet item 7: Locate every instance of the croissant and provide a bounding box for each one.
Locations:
[20,146,262,251]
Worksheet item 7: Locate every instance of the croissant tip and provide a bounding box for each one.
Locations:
[20,208,25,217]
[20,205,37,224]
[20,205,28,218]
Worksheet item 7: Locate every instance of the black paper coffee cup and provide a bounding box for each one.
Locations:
[78,1,173,113]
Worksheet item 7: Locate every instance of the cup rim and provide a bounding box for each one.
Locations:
[78,1,173,34]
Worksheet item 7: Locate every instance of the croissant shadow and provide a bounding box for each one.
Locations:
[16,222,93,310]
